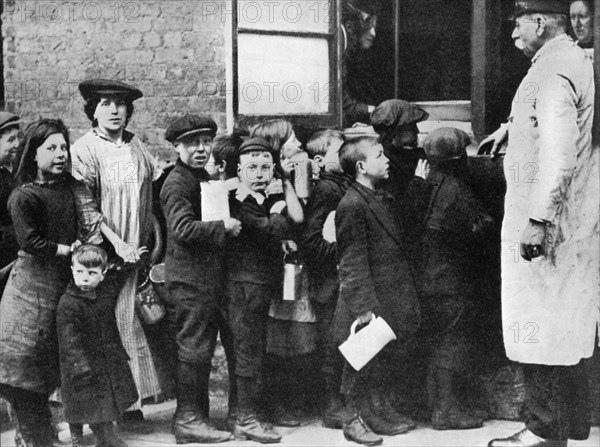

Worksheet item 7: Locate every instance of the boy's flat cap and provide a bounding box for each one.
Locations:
[78,79,143,102]
[238,137,273,155]
[0,111,21,132]
[165,114,217,143]
[370,100,429,132]
[424,127,471,162]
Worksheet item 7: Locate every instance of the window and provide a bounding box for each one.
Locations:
[232,0,342,130]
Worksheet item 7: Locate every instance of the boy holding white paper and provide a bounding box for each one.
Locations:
[160,114,241,444]
[334,136,420,445]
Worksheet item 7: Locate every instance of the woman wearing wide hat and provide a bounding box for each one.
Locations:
[71,79,162,432]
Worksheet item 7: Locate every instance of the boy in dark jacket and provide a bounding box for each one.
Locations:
[302,129,350,428]
[160,114,241,444]
[417,128,493,430]
[57,245,142,447]
[226,137,303,444]
[335,136,420,446]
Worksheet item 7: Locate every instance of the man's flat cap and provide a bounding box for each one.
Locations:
[512,0,570,18]
[78,79,143,102]
[165,114,218,143]
[370,100,429,132]
[0,111,21,133]
[238,137,273,155]
[424,127,471,162]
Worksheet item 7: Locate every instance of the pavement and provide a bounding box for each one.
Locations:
[1,398,599,447]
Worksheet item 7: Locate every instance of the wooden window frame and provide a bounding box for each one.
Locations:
[232,0,343,130]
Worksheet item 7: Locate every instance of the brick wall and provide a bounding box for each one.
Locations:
[1,0,229,162]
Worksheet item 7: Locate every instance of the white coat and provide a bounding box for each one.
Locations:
[501,35,598,366]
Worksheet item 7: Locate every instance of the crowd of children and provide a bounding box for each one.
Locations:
[0,79,495,447]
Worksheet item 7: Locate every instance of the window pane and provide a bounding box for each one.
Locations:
[238,34,330,115]
[237,0,331,33]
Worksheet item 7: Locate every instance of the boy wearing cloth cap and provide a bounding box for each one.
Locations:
[334,136,419,446]
[161,114,241,444]
[226,137,303,444]
[417,128,493,430]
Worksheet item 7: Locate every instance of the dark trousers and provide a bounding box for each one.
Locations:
[523,361,591,441]
[417,294,470,372]
[165,281,236,416]
[227,281,276,379]
[340,340,407,400]
[313,301,344,396]
[165,282,234,367]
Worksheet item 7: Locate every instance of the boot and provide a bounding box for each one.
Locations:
[233,411,281,444]
[69,424,84,447]
[172,411,232,444]
[342,398,382,446]
[173,362,231,444]
[431,367,484,430]
[91,422,128,447]
[370,387,416,431]
[360,391,411,436]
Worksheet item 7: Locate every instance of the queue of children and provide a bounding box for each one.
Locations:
[0,78,494,447]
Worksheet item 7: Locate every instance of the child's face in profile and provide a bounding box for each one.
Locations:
[72,260,106,291]
[238,151,274,192]
[359,143,389,182]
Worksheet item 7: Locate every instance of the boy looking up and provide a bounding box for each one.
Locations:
[334,136,419,445]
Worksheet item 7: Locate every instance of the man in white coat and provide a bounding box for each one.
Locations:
[482,1,598,447]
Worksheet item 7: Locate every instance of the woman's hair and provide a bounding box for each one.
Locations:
[250,119,293,153]
[15,119,70,185]
[212,133,245,180]
[72,244,108,270]
[83,95,135,127]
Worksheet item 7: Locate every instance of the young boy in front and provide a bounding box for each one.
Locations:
[57,245,143,447]
[226,137,303,444]
[160,114,241,444]
[334,136,420,446]
[301,129,349,428]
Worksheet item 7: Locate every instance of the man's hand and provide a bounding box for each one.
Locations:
[478,123,509,158]
[519,220,547,261]
[224,218,242,237]
[356,310,374,326]
[70,240,82,253]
